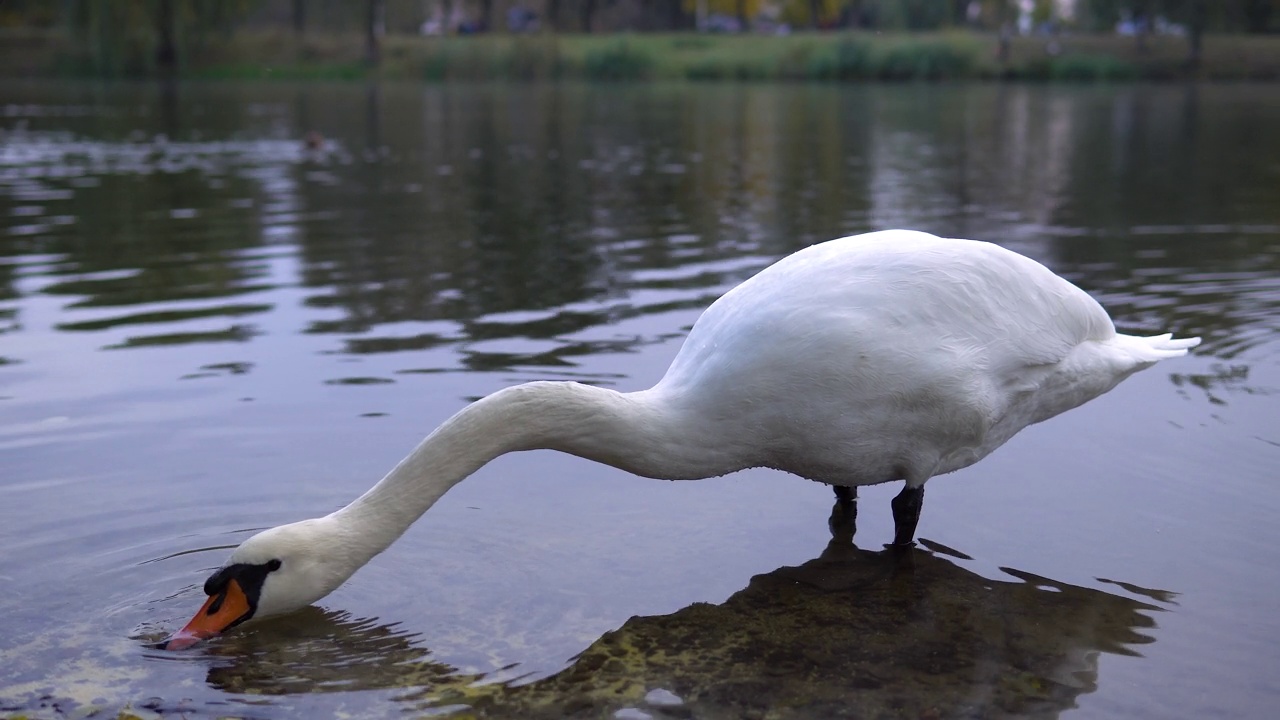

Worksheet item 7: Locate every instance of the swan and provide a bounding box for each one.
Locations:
[161,229,1199,650]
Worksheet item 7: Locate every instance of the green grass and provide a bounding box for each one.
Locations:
[582,38,655,80]
[1047,54,1139,81]
[875,36,980,80]
[3,28,1279,82]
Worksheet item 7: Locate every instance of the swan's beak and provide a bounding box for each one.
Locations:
[159,578,252,650]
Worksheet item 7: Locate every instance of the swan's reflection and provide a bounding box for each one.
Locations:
[202,610,456,695]
[202,519,1165,719]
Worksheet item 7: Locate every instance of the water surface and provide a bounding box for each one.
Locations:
[1,81,1278,719]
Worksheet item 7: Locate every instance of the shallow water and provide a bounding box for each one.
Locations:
[1,81,1278,719]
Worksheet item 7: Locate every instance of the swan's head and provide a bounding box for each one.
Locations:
[160,518,356,650]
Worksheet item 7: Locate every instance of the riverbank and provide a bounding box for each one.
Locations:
[4,29,1279,82]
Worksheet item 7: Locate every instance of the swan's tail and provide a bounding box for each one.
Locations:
[1112,332,1202,363]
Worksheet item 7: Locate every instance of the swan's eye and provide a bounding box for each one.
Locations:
[266,559,282,572]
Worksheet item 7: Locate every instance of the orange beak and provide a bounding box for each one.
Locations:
[160,578,252,650]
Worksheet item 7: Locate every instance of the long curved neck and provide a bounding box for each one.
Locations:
[324,381,729,569]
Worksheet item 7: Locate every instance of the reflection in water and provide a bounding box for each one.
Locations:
[1169,363,1272,406]
[193,527,1163,720]
[2,83,1277,379]
[197,608,452,696]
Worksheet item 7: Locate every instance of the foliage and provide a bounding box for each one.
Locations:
[680,0,768,22]
[1048,53,1140,80]
[807,37,874,78]
[876,36,979,79]
[583,39,655,80]
[501,36,567,80]
[0,0,60,28]
[777,0,847,27]
[3,0,1279,41]
[1075,0,1277,33]
[4,25,1280,82]
[61,0,258,76]
[863,0,964,30]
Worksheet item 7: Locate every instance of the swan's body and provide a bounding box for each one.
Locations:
[164,230,1199,648]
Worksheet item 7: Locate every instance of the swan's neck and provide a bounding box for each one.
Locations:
[324,381,729,569]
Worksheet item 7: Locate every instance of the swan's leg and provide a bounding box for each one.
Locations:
[890,484,924,546]
[829,486,858,540]
[833,485,857,506]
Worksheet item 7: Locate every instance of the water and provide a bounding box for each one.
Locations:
[1,80,1277,719]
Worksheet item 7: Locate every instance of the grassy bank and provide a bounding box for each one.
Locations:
[4,28,1280,82]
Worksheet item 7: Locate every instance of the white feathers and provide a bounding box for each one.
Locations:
[218,230,1199,619]
[1120,333,1203,361]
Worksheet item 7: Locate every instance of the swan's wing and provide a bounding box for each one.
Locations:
[667,232,1117,386]
[654,231,1128,484]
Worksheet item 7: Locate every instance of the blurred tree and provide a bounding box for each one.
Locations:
[853,0,961,30]
[156,0,177,69]
[1132,0,1153,51]
[437,0,456,33]
[63,0,257,76]
[680,0,764,26]
[1076,0,1122,30]
[1243,0,1274,32]
[1063,0,1256,67]
[991,0,1014,61]
[0,0,60,27]
[366,0,385,65]
[648,0,695,30]
[1181,0,1208,67]
[2,0,1274,53]
[1075,0,1277,35]
[775,0,842,27]
[1031,0,1054,25]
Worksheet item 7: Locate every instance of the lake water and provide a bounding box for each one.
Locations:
[1,80,1278,719]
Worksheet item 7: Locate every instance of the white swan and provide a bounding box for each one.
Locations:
[162,230,1199,649]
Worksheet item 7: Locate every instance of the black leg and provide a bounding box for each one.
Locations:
[833,485,857,506]
[828,485,858,541]
[890,484,925,546]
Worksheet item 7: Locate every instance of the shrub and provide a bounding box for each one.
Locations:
[809,37,874,80]
[776,42,817,80]
[583,39,654,81]
[1049,54,1139,81]
[684,57,728,80]
[878,39,976,80]
[499,37,563,81]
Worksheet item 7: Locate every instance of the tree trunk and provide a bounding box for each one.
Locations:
[155,0,177,70]
[995,0,1012,64]
[478,0,493,31]
[442,0,454,32]
[655,0,688,30]
[1244,0,1273,33]
[292,0,306,36]
[365,0,385,66]
[809,0,822,29]
[580,0,597,32]
[1133,0,1151,54]
[736,0,748,30]
[547,0,561,30]
[1187,0,1207,69]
